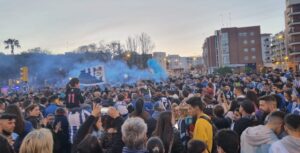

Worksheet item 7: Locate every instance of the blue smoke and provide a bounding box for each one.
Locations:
[69,59,168,86]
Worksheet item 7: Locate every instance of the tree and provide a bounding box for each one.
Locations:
[215,67,232,75]
[126,36,138,52]
[4,39,20,54]
[138,32,155,54]
[137,33,155,68]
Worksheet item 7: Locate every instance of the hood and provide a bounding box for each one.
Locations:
[242,125,277,146]
[281,136,300,153]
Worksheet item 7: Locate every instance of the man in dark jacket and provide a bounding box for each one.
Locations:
[0,113,16,153]
[234,100,256,136]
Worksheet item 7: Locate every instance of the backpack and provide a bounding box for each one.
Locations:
[199,116,218,153]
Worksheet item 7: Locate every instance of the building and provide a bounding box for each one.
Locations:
[202,35,218,73]
[261,33,272,67]
[285,0,300,70]
[203,26,263,73]
[270,31,287,69]
[167,54,181,70]
[167,54,203,72]
[152,52,167,69]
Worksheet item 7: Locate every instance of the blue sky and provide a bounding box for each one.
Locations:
[0,0,285,56]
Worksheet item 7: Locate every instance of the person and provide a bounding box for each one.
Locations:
[0,113,16,153]
[0,98,6,113]
[5,104,33,152]
[114,94,129,118]
[53,108,70,153]
[147,137,165,153]
[212,105,231,130]
[39,97,48,117]
[121,117,148,153]
[153,111,184,153]
[130,98,156,138]
[76,134,103,153]
[177,105,191,150]
[72,104,123,153]
[152,100,166,120]
[233,99,256,136]
[25,104,41,129]
[233,86,246,101]
[45,95,61,116]
[71,103,101,153]
[187,140,208,153]
[224,100,239,121]
[269,114,300,153]
[65,78,84,109]
[258,95,278,124]
[186,97,213,153]
[240,111,285,153]
[223,85,234,101]
[19,128,53,153]
[216,130,240,153]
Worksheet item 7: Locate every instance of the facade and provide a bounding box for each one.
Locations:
[261,34,272,67]
[203,26,263,73]
[167,54,181,70]
[270,31,287,69]
[167,55,203,72]
[152,52,167,69]
[285,0,300,70]
[202,35,218,73]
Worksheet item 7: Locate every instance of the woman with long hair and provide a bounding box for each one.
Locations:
[25,104,41,129]
[153,111,183,153]
[5,104,33,152]
[19,128,53,153]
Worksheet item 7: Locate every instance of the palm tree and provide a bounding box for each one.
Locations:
[4,39,21,54]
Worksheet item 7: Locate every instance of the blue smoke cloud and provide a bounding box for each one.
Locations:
[69,59,168,86]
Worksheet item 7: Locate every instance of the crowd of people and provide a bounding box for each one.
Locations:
[0,69,300,153]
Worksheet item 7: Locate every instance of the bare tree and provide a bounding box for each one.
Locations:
[126,36,138,52]
[138,32,155,55]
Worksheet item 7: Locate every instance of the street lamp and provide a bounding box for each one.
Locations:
[126,53,131,58]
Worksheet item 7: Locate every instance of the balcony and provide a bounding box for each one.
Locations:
[289,42,300,46]
[288,19,300,26]
[288,8,300,16]
[288,29,300,36]
[289,51,300,56]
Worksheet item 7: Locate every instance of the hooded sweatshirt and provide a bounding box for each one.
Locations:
[241,125,278,153]
[269,136,300,153]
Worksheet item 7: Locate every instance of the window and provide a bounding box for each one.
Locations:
[252,56,256,60]
[244,48,249,52]
[251,40,255,44]
[251,48,256,52]
[250,32,255,36]
[243,40,248,44]
[244,56,249,61]
[239,32,248,37]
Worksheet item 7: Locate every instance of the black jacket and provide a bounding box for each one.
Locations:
[65,88,84,109]
[0,134,15,153]
[233,115,256,136]
[212,116,231,130]
[72,115,124,153]
[171,128,185,153]
[53,115,70,153]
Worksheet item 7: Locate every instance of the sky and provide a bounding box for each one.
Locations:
[0,0,286,56]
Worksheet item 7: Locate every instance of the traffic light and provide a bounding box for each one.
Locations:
[20,66,29,82]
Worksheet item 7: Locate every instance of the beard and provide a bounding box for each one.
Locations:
[2,129,12,137]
